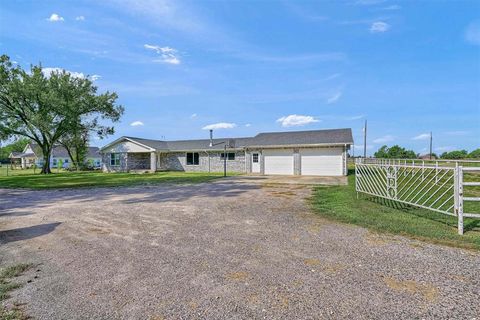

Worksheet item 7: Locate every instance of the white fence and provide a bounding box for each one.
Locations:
[355,158,480,235]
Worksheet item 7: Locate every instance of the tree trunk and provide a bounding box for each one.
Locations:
[64,146,77,171]
[74,149,81,171]
[41,148,52,174]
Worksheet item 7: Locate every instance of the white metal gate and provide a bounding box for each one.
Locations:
[355,159,480,235]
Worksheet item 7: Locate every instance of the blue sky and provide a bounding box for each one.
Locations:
[1,0,479,155]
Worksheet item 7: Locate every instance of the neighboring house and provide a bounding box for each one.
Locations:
[100,128,353,176]
[418,154,436,160]
[9,143,102,169]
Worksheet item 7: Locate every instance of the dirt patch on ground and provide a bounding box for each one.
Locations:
[383,277,439,303]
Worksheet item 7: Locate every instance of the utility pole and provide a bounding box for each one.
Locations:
[363,120,367,158]
[429,131,433,160]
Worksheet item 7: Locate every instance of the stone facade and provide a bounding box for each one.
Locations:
[159,150,246,173]
[102,152,128,172]
[102,146,348,175]
[102,152,151,172]
[127,153,150,170]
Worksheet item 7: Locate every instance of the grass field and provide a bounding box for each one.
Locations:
[0,171,231,189]
[0,166,40,176]
[311,173,480,250]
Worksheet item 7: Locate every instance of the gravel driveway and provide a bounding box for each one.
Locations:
[0,179,479,319]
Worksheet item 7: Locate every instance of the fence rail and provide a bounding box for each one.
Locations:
[355,158,480,235]
[352,157,480,167]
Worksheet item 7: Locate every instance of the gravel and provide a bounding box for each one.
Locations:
[0,179,479,319]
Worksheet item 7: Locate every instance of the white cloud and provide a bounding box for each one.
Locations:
[412,133,430,140]
[323,73,342,81]
[276,114,320,127]
[373,135,395,143]
[381,5,401,10]
[465,21,480,45]
[346,115,364,120]
[75,16,85,21]
[42,68,100,81]
[130,121,144,127]
[370,21,390,33]
[42,67,84,79]
[355,0,386,5]
[190,113,197,119]
[202,122,237,130]
[245,123,251,127]
[47,13,64,22]
[144,44,181,64]
[326,92,342,104]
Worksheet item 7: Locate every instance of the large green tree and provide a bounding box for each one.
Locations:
[58,124,89,171]
[0,55,123,173]
[440,150,468,159]
[468,148,480,158]
[374,145,417,159]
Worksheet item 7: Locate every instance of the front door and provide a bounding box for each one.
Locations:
[251,153,260,173]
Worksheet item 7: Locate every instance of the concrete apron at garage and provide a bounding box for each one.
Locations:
[227,175,348,185]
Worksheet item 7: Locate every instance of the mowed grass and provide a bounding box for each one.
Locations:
[0,167,39,176]
[0,171,233,189]
[311,173,480,250]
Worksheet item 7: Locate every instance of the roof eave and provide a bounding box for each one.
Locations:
[99,136,157,152]
[245,142,353,149]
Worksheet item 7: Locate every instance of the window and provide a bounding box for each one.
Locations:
[52,158,57,167]
[220,152,235,161]
[110,153,120,166]
[252,153,259,163]
[64,159,69,163]
[186,152,199,165]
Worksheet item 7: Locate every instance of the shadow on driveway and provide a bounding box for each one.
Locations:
[0,222,61,244]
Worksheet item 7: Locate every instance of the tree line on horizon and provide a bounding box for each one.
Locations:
[0,55,124,173]
[372,145,480,159]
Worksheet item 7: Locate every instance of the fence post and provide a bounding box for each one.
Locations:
[454,164,464,235]
[422,160,425,181]
[355,161,359,199]
[435,161,438,184]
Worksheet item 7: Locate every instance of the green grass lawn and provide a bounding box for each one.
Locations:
[0,166,40,176]
[311,173,480,250]
[0,171,233,189]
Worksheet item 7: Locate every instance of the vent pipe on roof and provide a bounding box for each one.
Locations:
[209,129,213,147]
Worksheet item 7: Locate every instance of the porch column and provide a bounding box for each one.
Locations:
[150,151,157,173]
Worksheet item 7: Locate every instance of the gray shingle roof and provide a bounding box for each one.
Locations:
[29,144,101,158]
[9,151,23,158]
[119,128,353,151]
[249,128,353,147]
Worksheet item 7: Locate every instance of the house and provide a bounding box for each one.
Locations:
[418,154,436,160]
[9,143,102,169]
[100,128,353,176]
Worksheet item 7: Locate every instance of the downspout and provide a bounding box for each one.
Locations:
[244,148,247,173]
[204,150,210,173]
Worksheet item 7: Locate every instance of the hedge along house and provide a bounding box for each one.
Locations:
[100,128,353,176]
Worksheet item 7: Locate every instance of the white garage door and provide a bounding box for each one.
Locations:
[264,149,294,175]
[300,148,343,176]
